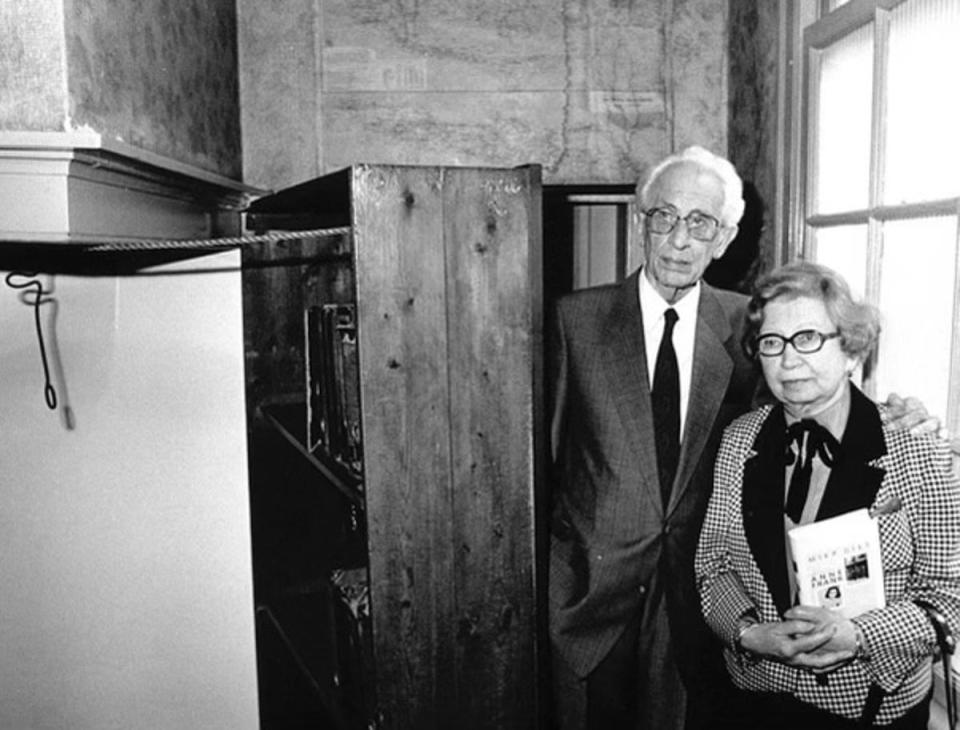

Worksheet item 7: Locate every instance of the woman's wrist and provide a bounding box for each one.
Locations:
[850,618,869,660]
[735,614,761,654]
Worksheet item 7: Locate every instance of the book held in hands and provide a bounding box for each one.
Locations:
[788,507,885,619]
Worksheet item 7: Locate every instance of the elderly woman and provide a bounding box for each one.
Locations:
[695,261,960,729]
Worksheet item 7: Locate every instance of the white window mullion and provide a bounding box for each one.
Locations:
[801,42,822,260]
[778,1,817,263]
[949,209,960,436]
[861,6,887,397]
[867,6,888,209]
[860,217,882,398]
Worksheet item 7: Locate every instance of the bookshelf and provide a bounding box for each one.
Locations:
[243,163,545,729]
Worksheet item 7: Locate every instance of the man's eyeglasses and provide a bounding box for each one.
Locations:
[643,207,721,242]
[755,329,841,357]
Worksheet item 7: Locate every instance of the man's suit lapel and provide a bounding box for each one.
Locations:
[600,271,663,514]
[668,285,735,514]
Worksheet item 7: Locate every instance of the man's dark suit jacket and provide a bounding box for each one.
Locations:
[548,268,758,725]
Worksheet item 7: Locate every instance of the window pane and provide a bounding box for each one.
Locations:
[813,225,868,299]
[572,204,622,289]
[813,23,873,214]
[874,216,957,420]
[884,0,960,204]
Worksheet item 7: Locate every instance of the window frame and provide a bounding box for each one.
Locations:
[782,0,960,435]
[781,1,960,711]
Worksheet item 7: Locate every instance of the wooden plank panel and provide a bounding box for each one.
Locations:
[443,166,540,728]
[351,164,456,729]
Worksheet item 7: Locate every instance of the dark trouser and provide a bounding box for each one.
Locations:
[552,573,734,730]
[705,689,930,730]
[583,604,644,729]
[580,597,734,730]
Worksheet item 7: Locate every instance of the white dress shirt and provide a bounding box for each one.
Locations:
[638,271,700,440]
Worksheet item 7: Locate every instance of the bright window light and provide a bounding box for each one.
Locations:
[814,23,873,214]
[874,217,956,421]
[813,225,868,300]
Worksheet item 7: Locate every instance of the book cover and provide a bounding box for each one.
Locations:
[788,507,885,619]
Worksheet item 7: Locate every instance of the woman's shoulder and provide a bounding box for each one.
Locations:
[720,404,776,450]
[727,404,775,434]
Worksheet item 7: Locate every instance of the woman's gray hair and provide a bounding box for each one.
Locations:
[743,260,881,360]
[637,146,746,227]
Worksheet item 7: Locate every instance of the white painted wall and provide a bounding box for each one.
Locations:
[0,250,259,729]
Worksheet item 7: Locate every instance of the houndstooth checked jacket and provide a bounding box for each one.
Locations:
[695,385,960,724]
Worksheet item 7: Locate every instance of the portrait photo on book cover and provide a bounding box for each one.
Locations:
[819,584,843,609]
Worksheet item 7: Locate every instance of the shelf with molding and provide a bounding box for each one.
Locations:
[0,130,264,246]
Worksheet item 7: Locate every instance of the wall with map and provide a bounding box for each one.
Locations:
[238,0,730,191]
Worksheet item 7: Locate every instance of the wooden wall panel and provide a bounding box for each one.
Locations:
[352,165,456,728]
[444,167,539,727]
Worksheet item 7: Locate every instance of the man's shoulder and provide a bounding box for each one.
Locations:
[553,281,625,319]
[699,284,752,357]
[556,280,623,303]
[703,283,749,316]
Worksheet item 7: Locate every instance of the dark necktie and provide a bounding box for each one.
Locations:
[784,419,840,523]
[652,308,680,507]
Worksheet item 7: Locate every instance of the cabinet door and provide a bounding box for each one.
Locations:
[353,164,542,729]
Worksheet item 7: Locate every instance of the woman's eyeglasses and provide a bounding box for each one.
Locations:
[755,329,841,357]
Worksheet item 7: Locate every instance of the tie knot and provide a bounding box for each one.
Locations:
[786,418,819,439]
[663,308,678,331]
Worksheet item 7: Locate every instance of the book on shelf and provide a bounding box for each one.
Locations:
[788,507,885,619]
[305,305,328,453]
[305,303,363,475]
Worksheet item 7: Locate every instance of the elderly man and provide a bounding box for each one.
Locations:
[547,146,931,730]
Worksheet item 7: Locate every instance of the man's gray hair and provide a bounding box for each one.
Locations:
[637,146,746,228]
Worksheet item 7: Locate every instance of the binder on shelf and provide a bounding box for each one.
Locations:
[305,305,328,453]
[305,303,363,476]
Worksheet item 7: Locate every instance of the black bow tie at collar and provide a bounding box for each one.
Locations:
[783,419,840,523]
[784,419,840,467]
